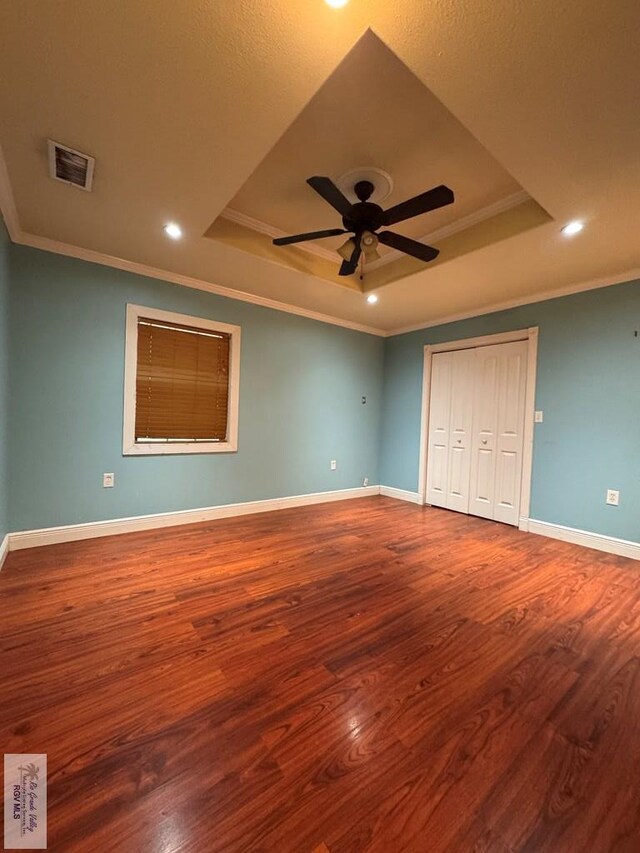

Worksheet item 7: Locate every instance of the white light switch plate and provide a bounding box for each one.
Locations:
[606,489,619,506]
[103,472,115,488]
[330,460,337,471]
[534,410,544,423]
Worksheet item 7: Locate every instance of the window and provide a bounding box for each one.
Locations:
[123,305,240,455]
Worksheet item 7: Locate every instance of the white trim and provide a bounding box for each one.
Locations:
[123,304,241,455]
[224,191,530,272]
[417,347,434,504]
[17,229,640,339]
[379,485,422,503]
[520,328,538,519]
[428,328,531,353]
[1,143,639,338]
[0,534,9,571]
[525,518,640,561]
[222,208,338,264]
[7,486,381,551]
[388,268,640,337]
[367,190,530,270]
[15,232,384,337]
[418,328,538,516]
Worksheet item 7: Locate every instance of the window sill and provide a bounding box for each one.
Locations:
[123,440,238,456]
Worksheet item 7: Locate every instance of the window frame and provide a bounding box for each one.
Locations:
[123,304,241,456]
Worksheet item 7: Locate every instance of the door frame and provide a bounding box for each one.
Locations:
[418,327,539,526]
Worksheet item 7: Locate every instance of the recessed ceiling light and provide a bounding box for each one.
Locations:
[366,293,379,304]
[164,222,183,240]
[561,220,584,237]
[325,0,349,7]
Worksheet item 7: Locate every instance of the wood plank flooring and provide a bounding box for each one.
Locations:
[1,496,640,852]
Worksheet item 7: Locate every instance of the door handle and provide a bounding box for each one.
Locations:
[457,438,462,443]
[482,439,488,445]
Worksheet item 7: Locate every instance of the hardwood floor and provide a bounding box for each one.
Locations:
[2,496,640,852]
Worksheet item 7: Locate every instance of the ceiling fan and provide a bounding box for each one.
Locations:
[272,176,455,276]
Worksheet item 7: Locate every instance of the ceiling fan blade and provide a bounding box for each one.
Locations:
[273,228,347,246]
[378,230,440,263]
[307,176,353,216]
[381,185,454,227]
[338,236,362,276]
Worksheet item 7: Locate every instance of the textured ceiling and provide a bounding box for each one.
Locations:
[0,1,639,332]
[219,31,528,274]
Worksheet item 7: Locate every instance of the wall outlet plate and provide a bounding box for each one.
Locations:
[363,477,369,487]
[103,472,115,488]
[606,489,619,506]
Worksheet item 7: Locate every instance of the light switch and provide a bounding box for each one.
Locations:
[534,410,544,423]
[103,472,115,488]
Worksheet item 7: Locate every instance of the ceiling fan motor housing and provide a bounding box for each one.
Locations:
[342,182,384,233]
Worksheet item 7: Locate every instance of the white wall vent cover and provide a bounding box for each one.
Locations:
[47,140,95,191]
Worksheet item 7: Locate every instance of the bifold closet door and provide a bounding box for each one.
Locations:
[469,340,528,525]
[426,349,474,512]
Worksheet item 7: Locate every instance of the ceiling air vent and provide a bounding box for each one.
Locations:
[47,140,95,191]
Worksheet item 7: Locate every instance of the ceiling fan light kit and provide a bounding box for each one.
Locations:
[272,175,454,277]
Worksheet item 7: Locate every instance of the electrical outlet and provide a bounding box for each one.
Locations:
[363,477,369,487]
[330,460,337,471]
[606,489,619,506]
[534,410,544,423]
[103,472,115,488]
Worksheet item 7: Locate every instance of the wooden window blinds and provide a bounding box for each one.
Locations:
[135,317,231,443]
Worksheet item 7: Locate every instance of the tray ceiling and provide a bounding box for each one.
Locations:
[0,1,638,331]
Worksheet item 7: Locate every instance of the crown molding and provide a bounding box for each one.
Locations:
[388,266,640,336]
[222,190,532,272]
[366,190,531,270]
[222,207,339,263]
[15,231,386,336]
[1,144,638,340]
[8,229,640,341]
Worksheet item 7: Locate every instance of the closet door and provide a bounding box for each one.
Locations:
[426,349,474,512]
[425,352,452,508]
[469,344,500,520]
[493,340,528,525]
[469,340,528,525]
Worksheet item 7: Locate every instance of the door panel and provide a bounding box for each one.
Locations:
[469,345,500,520]
[426,352,452,508]
[493,342,528,525]
[445,349,473,513]
[428,442,448,501]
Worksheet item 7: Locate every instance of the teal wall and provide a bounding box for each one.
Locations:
[8,246,383,531]
[4,236,640,545]
[0,217,9,542]
[380,280,640,542]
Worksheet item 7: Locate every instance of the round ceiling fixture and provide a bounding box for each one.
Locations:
[366,293,379,304]
[561,220,584,237]
[164,222,183,240]
[325,0,349,7]
[336,167,394,205]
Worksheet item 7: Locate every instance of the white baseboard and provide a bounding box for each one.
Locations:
[0,534,8,570]
[379,485,422,504]
[524,517,640,561]
[8,486,381,551]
